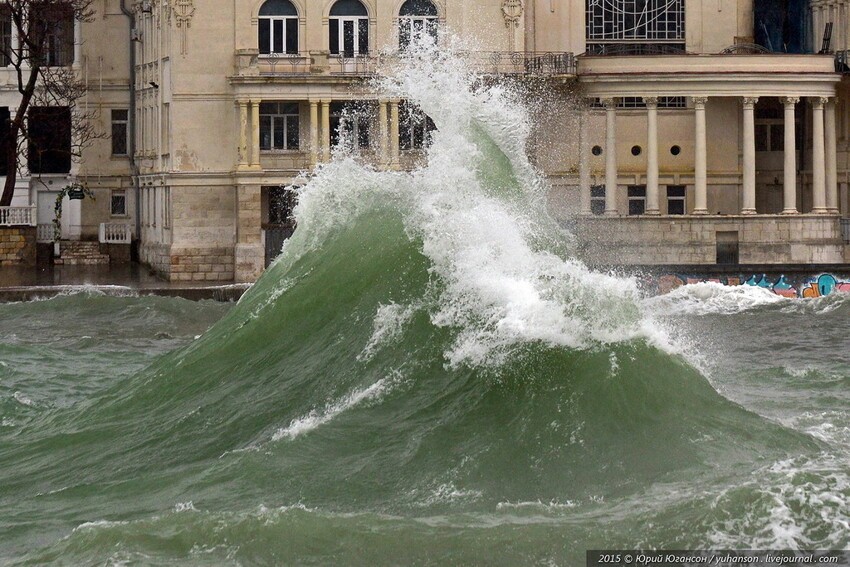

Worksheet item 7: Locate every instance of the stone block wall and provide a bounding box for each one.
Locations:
[573,215,844,265]
[169,246,235,281]
[140,241,172,278]
[235,184,264,282]
[0,226,36,266]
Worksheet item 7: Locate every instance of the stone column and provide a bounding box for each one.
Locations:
[781,96,799,214]
[235,184,264,283]
[811,96,827,213]
[309,100,319,165]
[742,96,758,214]
[250,99,261,169]
[603,97,618,216]
[826,97,839,213]
[237,100,249,170]
[693,96,708,214]
[645,96,660,215]
[320,99,331,162]
[73,20,82,66]
[579,106,591,215]
[378,99,389,166]
[389,99,400,169]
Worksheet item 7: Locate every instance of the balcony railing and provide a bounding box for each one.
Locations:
[836,50,849,73]
[259,53,311,74]
[470,51,577,75]
[585,43,688,56]
[99,222,132,244]
[244,50,577,78]
[0,205,36,227]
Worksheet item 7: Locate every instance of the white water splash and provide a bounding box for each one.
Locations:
[273,378,390,440]
[358,302,417,362]
[643,281,787,316]
[268,37,679,370]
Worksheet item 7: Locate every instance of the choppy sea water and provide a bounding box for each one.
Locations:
[1,40,848,565]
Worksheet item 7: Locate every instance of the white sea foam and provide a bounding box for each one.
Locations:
[173,501,196,513]
[643,281,787,316]
[13,391,35,407]
[708,454,850,549]
[273,378,390,440]
[496,499,579,512]
[358,302,417,361]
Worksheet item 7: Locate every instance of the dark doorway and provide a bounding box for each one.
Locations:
[263,185,298,267]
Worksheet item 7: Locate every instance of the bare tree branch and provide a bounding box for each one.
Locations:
[0,0,98,207]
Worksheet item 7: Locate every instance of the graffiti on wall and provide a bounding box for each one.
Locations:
[657,273,850,299]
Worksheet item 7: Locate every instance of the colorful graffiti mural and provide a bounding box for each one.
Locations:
[657,273,850,299]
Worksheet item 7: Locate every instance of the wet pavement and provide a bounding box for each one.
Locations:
[0,264,250,302]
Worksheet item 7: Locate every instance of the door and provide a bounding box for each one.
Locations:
[37,191,60,241]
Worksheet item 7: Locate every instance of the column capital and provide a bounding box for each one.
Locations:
[742,96,759,107]
[644,96,658,108]
[601,97,618,109]
[320,99,332,105]
[691,96,708,108]
[781,96,800,106]
[811,96,829,107]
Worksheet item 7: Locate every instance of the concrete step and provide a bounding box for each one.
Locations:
[58,241,110,265]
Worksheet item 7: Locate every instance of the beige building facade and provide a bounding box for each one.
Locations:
[2,0,849,275]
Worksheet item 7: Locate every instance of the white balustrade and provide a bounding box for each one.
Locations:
[98,222,132,244]
[37,224,54,242]
[0,205,36,227]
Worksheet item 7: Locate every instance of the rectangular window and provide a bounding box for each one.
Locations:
[586,0,685,54]
[111,190,127,216]
[267,185,298,225]
[769,123,784,152]
[0,106,9,176]
[590,184,605,215]
[658,96,686,109]
[628,184,646,215]
[259,102,300,150]
[111,109,128,156]
[399,101,435,150]
[666,184,685,215]
[28,106,71,173]
[259,16,298,55]
[756,122,784,152]
[0,7,11,67]
[618,97,646,109]
[330,101,371,149]
[31,4,74,66]
[716,231,739,265]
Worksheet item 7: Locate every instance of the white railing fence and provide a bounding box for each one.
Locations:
[99,222,132,244]
[0,205,36,227]
[36,224,54,243]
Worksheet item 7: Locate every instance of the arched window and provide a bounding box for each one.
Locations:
[398,0,438,49]
[259,0,298,55]
[329,0,368,56]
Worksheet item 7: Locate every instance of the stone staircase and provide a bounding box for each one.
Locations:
[54,240,110,265]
